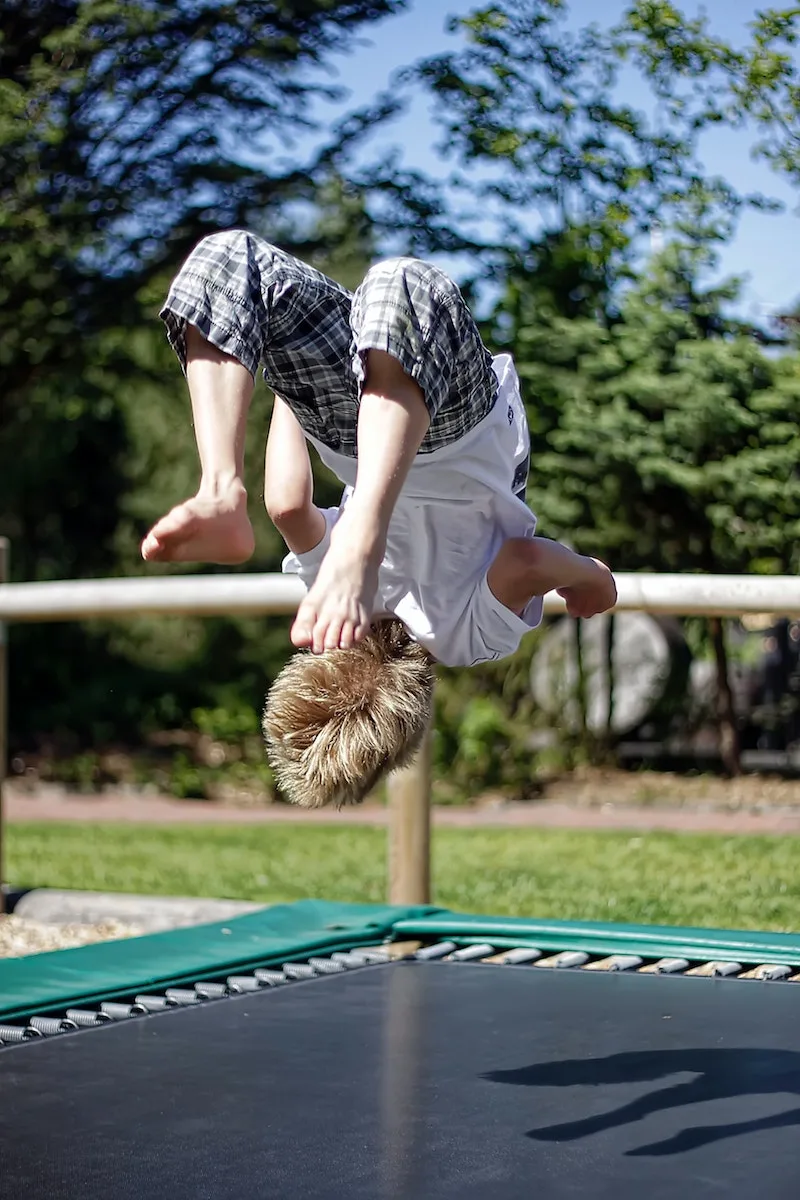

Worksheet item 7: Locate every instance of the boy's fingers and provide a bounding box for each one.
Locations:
[338,619,356,650]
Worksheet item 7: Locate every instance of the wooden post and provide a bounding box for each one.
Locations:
[0,538,8,915]
[387,721,432,905]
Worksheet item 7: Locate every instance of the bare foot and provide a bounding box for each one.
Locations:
[558,560,617,619]
[141,481,255,565]
[291,522,382,654]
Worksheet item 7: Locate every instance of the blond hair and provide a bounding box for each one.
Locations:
[263,619,434,809]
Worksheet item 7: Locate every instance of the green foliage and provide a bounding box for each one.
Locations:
[520,242,800,579]
[1,1,402,749]
[1,1,407,579]
[490,232,800,772]
[190,703,262,744]
[404,0,748,270]
[618,2,800,188]
[431,634,550,799]
[434,693,522,796]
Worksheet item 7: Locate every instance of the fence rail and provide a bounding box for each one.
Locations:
[2,559,800,915]
[2,571,800,623]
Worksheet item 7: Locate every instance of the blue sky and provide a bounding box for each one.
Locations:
[302,0,799,318]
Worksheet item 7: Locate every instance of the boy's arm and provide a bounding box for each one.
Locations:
[264,395,327,555]
[487,537,617,619]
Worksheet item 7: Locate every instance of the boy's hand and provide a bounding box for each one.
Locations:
[290,509,382,654]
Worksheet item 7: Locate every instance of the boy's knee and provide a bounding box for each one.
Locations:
[194,229,253,257]
[264,492,307,528]
[359,256,459,306]
[193,229,288,273]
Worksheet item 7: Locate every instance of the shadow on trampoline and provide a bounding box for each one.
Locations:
[482,1048,800,1156]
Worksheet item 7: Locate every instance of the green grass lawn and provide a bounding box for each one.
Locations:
[7,821,800,932]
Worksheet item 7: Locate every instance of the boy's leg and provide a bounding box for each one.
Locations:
[142,229,354,565]
[487,537,617,618]
[141,325,255,564]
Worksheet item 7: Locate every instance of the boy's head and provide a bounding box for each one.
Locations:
[263,619,435,809]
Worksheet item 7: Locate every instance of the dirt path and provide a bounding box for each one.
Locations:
[7,786,800,836]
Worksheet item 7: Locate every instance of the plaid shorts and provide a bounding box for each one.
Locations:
[160,230,497,457]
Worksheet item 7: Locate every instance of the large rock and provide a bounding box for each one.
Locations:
[530,612,690,735]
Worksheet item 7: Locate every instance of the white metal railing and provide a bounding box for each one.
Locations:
[2,549,800,915]
[0,573,306,622]
[2,571,800,623]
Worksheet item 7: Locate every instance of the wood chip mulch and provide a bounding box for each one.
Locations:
[0,915,143,959]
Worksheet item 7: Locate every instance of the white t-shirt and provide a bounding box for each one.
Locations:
[281,353,542,667]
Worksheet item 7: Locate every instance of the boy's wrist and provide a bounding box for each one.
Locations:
[335,501,385,553]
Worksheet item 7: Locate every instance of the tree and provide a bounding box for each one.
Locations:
[618,2,800,190]
[0,0,409,751]
[0,0,409,582]
[505,240,800,772]
[404,0,800,775]
[401,0,747,280]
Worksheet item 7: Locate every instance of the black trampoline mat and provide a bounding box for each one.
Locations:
[2,961,800,1200]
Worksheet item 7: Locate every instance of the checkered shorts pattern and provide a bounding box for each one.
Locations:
[160,230,497,457]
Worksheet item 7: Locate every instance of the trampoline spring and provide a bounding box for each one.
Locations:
[744,964,792,982]
[349,948,390,964]
[711,961,743,977]
[447,944,497,962]
[282,963,317,981]
[194,982,228,1000]
[330,949,386,967]
[0,1024,43,1044]
[226,976,263,993]
[642,958,690,974]
[28,1016,78,1036]
[135,994,178,1012]
[164,989,203,1006]
[489,947,542,966]
[414,942,458,961]
[583,955,643,973]
[536,951,589,970]
[254,969,287,986]
[65,1009,112,1028]
[307,958,347,974]
[685,961,743,977]
[608,955,644,971]
[100,1001,148,1019]
[330,952,372,968]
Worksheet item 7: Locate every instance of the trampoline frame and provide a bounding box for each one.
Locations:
[2,901,799,1044]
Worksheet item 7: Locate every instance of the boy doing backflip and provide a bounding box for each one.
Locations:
[142,232,617,806]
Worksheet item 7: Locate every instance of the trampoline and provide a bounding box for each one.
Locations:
[2,901,799,1199]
